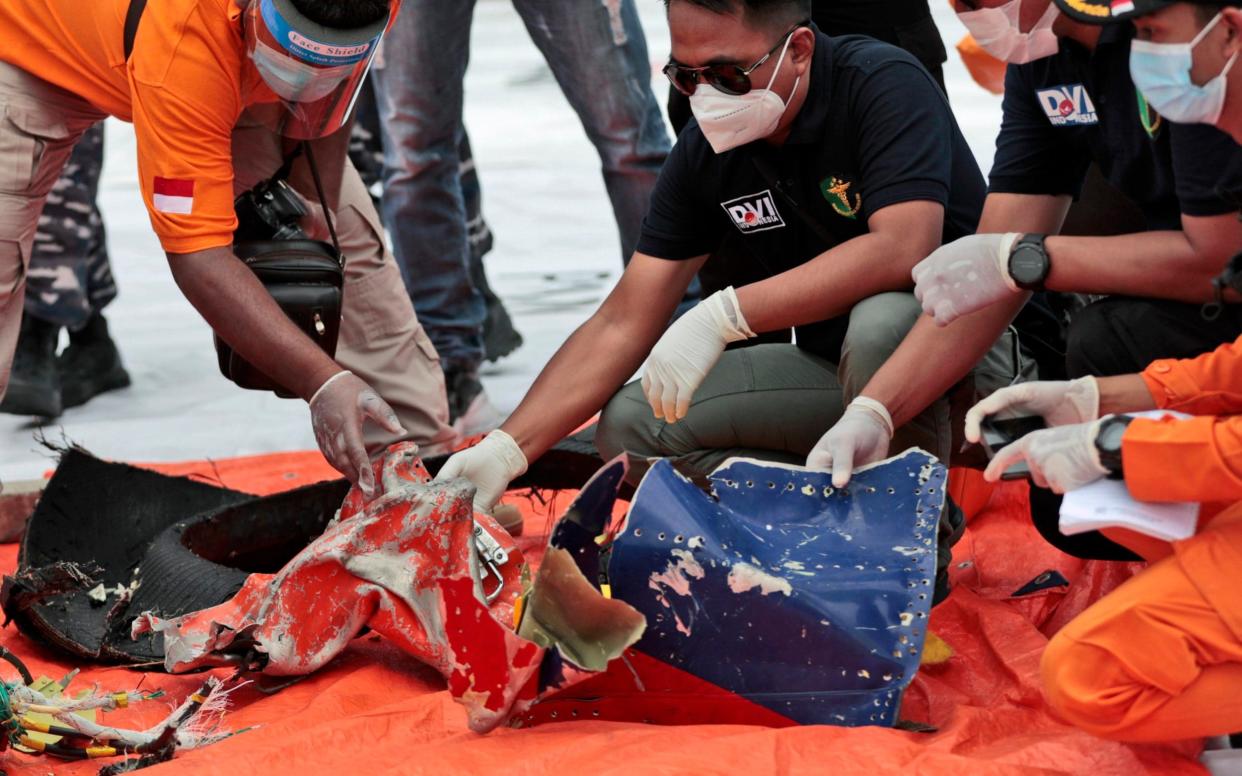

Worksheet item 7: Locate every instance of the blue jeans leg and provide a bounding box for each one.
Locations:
[513,0,671,263]
[371,0,485,369]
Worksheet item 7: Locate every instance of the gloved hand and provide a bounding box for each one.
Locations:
[434,429,528,515]
[964,376,1100,444]
[806,397,894,488]
[984,419,1109,492]
[912,233,1021,325]
[642,287,755,423]
[309,370,405,498]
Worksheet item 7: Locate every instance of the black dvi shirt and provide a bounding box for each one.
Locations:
[989,23,1242,228]
[637,30,985,360]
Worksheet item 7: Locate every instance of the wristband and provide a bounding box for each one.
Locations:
[309,369,352,406]
[850,396,895,438]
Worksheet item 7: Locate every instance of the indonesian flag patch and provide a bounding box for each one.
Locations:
[153,177,194,215]
[1110,0,1136,15]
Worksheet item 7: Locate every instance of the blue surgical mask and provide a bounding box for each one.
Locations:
[1130,12,1238,126]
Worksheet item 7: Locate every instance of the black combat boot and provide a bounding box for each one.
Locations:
[0,315,62,417]
[58,312,131,408]
[482,290,523,363]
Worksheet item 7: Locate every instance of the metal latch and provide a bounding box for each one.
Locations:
[473,521,509,604]
[313,312,326,336]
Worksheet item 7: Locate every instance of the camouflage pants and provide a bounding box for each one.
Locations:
[23,122,115,330]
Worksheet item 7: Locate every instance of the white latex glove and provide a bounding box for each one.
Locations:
[642,287,755,423]
[964,376,1100,444]
[912,233,1021,325]
[984,419,1109,492]
[310,370,405,498]
[806,397,894,488]
[434,429,528,514]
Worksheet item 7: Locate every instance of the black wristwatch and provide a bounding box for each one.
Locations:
[1094,415,1133,479]
[1205,249,1242,321]
[1007,233,1051,291]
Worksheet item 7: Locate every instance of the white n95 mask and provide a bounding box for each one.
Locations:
[690,35,801,154]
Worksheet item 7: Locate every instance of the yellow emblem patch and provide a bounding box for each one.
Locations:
[821,176,862,220]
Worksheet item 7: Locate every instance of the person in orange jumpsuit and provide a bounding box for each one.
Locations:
[0,0,457,496]
[967,330,1242,740]
[964,0,1242,744]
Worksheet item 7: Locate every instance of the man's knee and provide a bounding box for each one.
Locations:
[839,293,922,392]
[1041,630,1152,740]
[597,382,672,483]
[597,382,661,460]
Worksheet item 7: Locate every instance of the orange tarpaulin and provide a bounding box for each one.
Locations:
[1,453,1206,775]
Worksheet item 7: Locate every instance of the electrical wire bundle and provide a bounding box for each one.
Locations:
[0,646,239,773]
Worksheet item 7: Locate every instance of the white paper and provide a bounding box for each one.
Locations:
[1060,478,1199,542]
[1059,411,1198,542]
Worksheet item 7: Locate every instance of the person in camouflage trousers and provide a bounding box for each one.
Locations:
[0,122,130,418]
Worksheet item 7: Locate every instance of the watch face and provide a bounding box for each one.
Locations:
[1099,418,1128,452]
[1009,245,1047,286]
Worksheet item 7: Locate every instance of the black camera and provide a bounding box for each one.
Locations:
[234,178,308,242]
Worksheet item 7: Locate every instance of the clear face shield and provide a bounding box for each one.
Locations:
[243,0,393,139]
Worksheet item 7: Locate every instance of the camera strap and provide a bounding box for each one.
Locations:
[301,142,343,267]
[123,0,148,60]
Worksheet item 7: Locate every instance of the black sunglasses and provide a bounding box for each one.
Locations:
[663,21,810,97]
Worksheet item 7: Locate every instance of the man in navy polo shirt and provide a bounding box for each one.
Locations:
[909,0,1242,362]
[810,0,1241,558]
[437,0,991,529]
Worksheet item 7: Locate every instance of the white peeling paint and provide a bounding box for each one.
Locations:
[726,563,792,597]
[647,548,705,598]
[892,546,927,557]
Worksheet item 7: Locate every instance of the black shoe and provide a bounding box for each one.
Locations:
[0,315,62,418]
[57,312,131,409]
[482,293,523,363]
[444,363,502,438]
[933,496,967,607]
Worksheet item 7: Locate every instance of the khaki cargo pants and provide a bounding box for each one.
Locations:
[0,62,453,453]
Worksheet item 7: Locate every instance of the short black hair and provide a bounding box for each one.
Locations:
[290,0,390,29]
[664,0,812,33]
[1194,2,1229,22]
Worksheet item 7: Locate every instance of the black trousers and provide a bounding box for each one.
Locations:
[1066,296,1242,378]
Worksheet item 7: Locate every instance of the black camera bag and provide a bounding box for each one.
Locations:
[214,238,344,397]
[215,143,346,398]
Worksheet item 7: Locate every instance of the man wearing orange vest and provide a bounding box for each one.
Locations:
[0,0,455,496]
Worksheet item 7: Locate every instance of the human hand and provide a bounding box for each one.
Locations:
[434,429,528,514]
[309,370,405,498]
[912,233,1021,325]
[983,420,1108,492]
[642,287,755,422]
[964,376,1100,444]
[806,397,894,488]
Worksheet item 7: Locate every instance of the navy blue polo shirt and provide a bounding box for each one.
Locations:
[637,30,985,360]
[989,24,1241,227]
